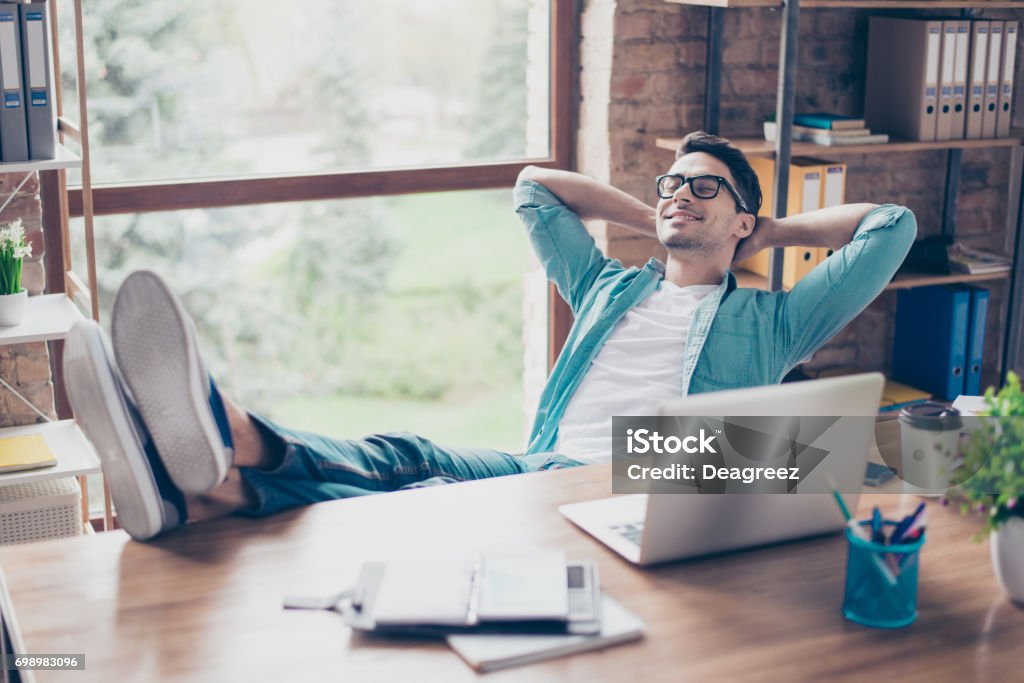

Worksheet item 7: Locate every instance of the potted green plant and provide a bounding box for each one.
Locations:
[0,219,31,326]
[949,371,1024,604]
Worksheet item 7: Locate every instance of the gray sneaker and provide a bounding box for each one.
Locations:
[63,319,186,541]
[111,270,233,495]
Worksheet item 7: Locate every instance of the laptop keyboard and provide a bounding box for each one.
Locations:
[612,521,645,546]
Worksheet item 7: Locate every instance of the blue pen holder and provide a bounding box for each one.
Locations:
[842,521,925,628]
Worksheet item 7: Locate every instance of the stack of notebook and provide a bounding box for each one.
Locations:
[947,242,1011,274]
[789,113,890,146]
[327,552,646,672]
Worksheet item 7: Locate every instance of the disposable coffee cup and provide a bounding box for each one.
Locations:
[897,402,963,496]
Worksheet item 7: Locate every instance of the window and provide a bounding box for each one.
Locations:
[77,190,529,450]
[60,0,567,192]
[51,1,573,520]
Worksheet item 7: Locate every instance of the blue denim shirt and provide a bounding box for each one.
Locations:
[514,179,917,456]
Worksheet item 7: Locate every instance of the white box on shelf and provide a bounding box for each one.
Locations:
[0,476,81,545]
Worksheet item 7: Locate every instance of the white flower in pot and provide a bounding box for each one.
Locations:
[950,371,1024,605]
[0,218,32,326]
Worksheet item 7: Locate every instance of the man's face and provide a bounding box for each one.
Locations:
[655,152,752,254]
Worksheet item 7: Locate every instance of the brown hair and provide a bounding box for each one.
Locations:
[676,131,762,216]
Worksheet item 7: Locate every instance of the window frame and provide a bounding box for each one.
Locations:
[60,0,576,217]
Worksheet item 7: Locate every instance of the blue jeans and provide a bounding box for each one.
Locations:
[237,413,582,517]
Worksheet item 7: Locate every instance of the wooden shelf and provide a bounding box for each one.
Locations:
[885,269,1012,290]
[656,135,1024,157]
[665,0,1024,8]
[0,143,81,174]
[734,268,1010,292]
[0,420,101,488]
[0,293,85,346]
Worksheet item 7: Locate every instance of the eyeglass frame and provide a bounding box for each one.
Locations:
[655,173,751,214]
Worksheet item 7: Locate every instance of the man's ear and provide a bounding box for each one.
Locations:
[734,213,756,239]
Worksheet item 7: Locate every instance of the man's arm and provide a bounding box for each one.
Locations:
[734,203,880,263]
[767,205,918,370]
[517,166,657,237]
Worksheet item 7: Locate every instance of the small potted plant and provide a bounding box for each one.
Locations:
[950,371,1024,604]
[763,112,777,142]
[0,218,31,326]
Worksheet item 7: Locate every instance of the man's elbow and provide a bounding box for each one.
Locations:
[892,207,918,255]
[518,165,544,185]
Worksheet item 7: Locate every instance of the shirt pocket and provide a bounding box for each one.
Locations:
[690,314,760,389]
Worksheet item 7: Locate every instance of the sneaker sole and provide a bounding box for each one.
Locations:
[111,271,229,494]
[64,320,166,541]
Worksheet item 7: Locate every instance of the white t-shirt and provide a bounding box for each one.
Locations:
[553,281,717,464]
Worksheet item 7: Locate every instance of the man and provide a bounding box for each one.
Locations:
[65,132,916,540]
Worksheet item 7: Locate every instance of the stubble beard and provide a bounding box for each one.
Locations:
[661,225,721,253]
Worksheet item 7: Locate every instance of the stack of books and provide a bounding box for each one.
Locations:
[947,242,1012,274]
[790,113,890,146]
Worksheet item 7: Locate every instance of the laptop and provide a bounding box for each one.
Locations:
[559,373,884,566]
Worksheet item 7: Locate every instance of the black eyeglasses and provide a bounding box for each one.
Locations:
[655,174,750,214]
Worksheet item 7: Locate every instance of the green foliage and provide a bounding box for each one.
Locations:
[78,0,532,446]
[0,220,30,296]
[462,0,529,160]
[951,372,1024,539]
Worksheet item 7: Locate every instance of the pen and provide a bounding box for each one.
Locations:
[891,502,926,545]
[826,475,853,522]
[824,476,898,587]
[871,507,883,543]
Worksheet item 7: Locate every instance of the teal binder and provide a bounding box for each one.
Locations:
[892,286,970,400]
[960,285,990,396]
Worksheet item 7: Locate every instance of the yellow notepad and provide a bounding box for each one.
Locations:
[0,434,57,474]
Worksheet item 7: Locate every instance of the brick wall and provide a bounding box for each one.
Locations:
[0,171,56,428]
[575,0,1024,394]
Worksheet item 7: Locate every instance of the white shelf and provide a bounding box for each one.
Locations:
[0,420,101,487]
[0,143,81,174]
[0,293,85,345]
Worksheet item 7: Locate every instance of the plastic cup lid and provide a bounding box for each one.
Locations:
[898,401,963,431]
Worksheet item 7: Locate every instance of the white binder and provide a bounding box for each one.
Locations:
[997,21,1018,138]
[983,21,1004,138]
[935,21,957,140]
[0,4,28,162]
[951,20,970,139]
[19,2,55,160]
[966,21,990,139]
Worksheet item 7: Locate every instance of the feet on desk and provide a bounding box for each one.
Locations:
[111,270,235,495]
[64,320,187,541]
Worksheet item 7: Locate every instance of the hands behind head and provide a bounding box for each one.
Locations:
[732,216,769,265]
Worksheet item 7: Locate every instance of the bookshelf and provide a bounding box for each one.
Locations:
[666,0,1024,8]
[0,420,100,487]
[0,0,103,531]
[658,0,1024,386]
[734,266,1010,291]
[655,135,1024,157]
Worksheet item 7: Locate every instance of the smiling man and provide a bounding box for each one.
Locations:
[64,131,916,540]
[515,131,915,463]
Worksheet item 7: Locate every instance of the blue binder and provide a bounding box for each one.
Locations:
[960,285,990,396]
[892,285,970,400]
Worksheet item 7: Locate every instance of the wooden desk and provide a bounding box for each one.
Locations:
[0,465,1021,682]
